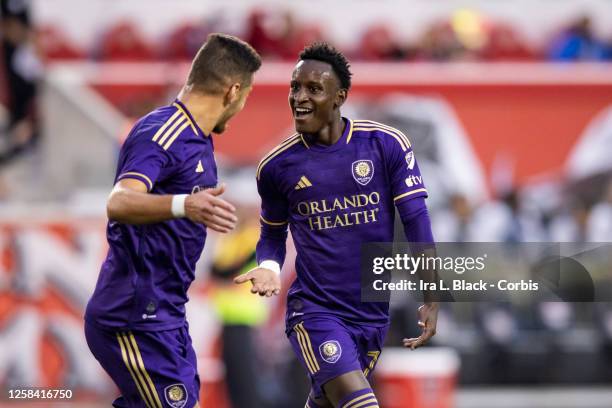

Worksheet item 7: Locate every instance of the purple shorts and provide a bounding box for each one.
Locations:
[84,321,199,408]
[287,314,389,399]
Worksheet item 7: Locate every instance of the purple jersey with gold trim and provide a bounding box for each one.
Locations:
[86,100,217,331]
[256,118,427,325]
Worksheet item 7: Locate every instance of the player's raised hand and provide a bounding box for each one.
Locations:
[403,302,439,350]
[233,267,281,297]
[184,183,237,233]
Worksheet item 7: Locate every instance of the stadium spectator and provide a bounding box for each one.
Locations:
[356,24,406,61]
[0,0,42,165]
[587,178,612,241]
[36,25,84,60]
[95,21,155,61]
[481,24,536,61]
[548,16,609,61]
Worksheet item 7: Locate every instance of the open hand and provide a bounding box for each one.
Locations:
[233,267,281,297]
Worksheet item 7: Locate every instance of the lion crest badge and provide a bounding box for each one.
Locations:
[319,340,342,364]
[164,384,188,408]
[352,160,374,185]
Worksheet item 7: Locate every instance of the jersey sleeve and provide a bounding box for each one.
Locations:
[256,165,289,265]
[384,134,428,205]
[257,165,289,227]
[115,125,175,191]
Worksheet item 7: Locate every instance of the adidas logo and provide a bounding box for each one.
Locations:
[195,160,204,173]
[294,175,313,190]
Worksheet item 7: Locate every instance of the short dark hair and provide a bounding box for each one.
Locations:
[187,33,262,94]
[299,42,352,90]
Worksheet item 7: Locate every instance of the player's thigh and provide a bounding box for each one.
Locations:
[322,369,371,406]
[85,323,199,408]
[288,317,361,400]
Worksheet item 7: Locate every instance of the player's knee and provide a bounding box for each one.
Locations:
[323,370,374,407]
[336,388,379,408]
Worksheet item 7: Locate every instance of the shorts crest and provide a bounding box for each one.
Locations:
[319,340,342,364]
[164,383,188,408]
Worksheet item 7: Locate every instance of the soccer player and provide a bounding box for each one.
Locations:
[84,34,261,408]
[235,43,438,408]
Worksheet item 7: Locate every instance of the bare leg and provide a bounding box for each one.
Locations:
[322,370,378,407]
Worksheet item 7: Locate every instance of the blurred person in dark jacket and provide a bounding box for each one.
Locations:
[0,0,42,165]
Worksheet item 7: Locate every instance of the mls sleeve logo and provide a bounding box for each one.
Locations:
[405,151,415,170]
[319,340,342,364]
[164,384,188,408]
[352,160,374,185]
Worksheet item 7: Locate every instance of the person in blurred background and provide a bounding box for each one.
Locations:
[548,15,609,61]
[235,42,438,408]
[210,213,268,408]
[0,0,42,165]
[83,33,261,408]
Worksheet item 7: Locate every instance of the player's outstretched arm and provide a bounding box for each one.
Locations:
[396,197,440,349]
[233,265,281,297]
[107,179,237,232]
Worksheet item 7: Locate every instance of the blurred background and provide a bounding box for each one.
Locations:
[1,0,612,407]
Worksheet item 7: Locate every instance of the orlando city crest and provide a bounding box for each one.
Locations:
[164,384,188,408]
[352,160,374,186]
[319,340,342,364]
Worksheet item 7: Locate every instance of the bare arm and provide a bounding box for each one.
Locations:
[107,179,237,232]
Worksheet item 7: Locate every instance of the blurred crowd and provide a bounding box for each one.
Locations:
[33,9,612,63]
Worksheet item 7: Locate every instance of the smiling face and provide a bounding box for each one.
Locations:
[288,60,346,134]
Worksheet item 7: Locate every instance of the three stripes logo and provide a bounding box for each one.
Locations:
[294,175,313,190]
[151,103,195,151]
[195,160,204,173]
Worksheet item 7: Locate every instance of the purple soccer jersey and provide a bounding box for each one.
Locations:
[256,118,428,326]
[86,100,217,331]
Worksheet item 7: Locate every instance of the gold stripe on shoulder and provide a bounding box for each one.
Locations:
[172,102,198,134]
[259,133,300,163]
[151,110,182,142]
[157,116,186,146]
[353,127,407,151]
[162,121,190,150]
[353,120,411,148]
[256,135,301,179]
